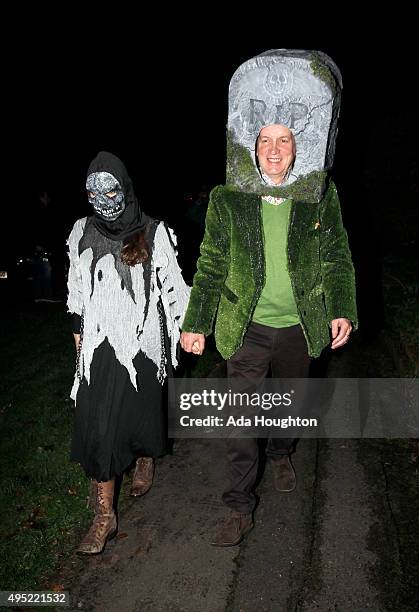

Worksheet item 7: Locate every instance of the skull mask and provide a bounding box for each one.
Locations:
[86,172,126,221]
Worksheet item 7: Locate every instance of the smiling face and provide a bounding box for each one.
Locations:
[256,124,296,185]
[86,171,126,221]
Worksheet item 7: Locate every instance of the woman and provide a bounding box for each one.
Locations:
[67,151,190,554]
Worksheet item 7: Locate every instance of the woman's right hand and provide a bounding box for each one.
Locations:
[73,333,81,351]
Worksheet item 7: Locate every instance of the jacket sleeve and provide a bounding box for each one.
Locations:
[66,219,85,317]
[181,186,230,335]
[319,182,358,328]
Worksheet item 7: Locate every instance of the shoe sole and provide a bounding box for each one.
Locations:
[129,484,152,497]
[76,528,118,556]
[274,484,296,492]
[211,522,254,547]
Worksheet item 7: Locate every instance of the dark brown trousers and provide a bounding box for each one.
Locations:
[223,322,310,513]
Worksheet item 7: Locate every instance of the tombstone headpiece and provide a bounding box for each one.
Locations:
[227,49,342,202]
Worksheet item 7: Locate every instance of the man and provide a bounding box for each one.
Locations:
[181,50,357,546]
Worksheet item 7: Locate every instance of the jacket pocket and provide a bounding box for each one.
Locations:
[221,284,239,304]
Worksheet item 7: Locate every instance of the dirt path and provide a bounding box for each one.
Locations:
[63,435,382,611]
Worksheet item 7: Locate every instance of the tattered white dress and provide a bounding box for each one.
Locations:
[67,217,190,480]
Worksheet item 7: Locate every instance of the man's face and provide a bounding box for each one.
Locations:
[86,172,126,221]
[256,124,296,185]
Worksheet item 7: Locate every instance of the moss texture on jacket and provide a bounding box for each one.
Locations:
[182,179,357,359]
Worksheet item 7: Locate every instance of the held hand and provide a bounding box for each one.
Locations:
[73,333,81,351]
[180,332,205,356]
[330,318,352,349]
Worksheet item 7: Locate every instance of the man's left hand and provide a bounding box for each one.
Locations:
[330,318,352,349]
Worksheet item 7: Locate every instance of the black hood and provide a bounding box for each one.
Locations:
[87,151,149,241]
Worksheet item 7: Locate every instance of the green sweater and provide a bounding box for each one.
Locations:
[252,199,299,328]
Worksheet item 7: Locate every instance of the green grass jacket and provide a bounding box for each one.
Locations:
[182,180,357,358]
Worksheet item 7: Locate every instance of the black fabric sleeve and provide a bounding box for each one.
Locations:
[72,313,81,334]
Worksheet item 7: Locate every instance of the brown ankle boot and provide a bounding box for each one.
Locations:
[130,457,154,497]
[77,480,117,555]
[211,510,254,547]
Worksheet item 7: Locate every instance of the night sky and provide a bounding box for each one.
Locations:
[5,28,416,270]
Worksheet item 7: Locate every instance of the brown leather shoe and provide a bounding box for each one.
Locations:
[211,511,254,547]
[77,481,117,555]
[130,457,154,497]
[271,455,296,492]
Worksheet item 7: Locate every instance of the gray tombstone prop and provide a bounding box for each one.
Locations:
[227,49,342,202]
